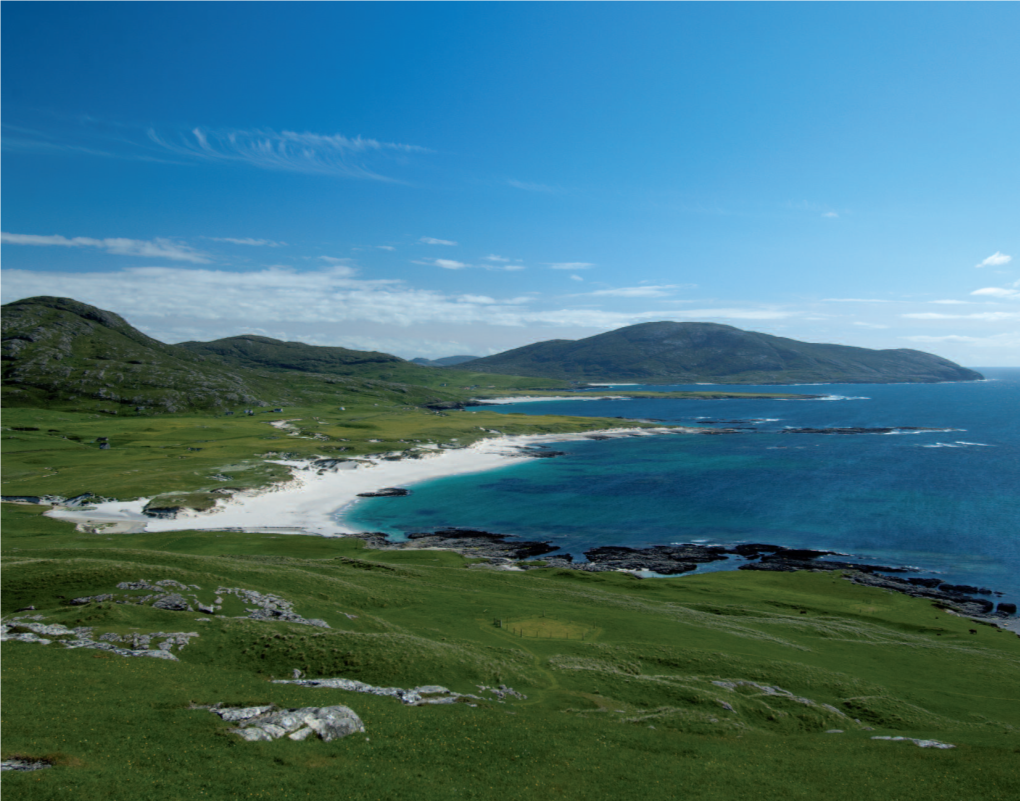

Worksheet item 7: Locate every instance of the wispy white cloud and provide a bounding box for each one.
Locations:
[904,332,1020,348]
[903,311,1020,321]
[583,285,679,298]
[974,251,1012,268]
[822,211,839,218]
[852,321,889,328]
[412,258,469,270]
[318,256,353,265]
[821,298,895,303]
[377,245,396,251]
[930,299,970,304]
[0,231,210,263]
[420,237,458,246]
[0,264,672,332]
[971,286,1019,299]
[548,262,595,270]
[507,179,557,193]
[208,237,284,247]
[147,127,428,181]
[570,275,584,282]
[483,254,510,262]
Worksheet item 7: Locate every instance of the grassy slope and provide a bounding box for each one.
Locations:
[3,505,1019,800]
[3,391,1018,799]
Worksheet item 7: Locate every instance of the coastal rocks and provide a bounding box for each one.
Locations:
[143,505,182,519]
[356,487,411,497]
[355,528,558,561]
[581,544,730,575]
[519,447,567,459]
[202,704,365,742]
[871,736,955,749]
[273,676,483,706]
[846,572,996,616]
[406,528,558,560]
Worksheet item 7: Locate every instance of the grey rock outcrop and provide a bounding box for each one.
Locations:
[204,704,365,742]
[871,736,955,749]
[274,676,482,706]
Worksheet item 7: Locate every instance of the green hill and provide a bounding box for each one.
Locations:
[0,297,466,414]
[177,334,559,392]
[453,321,984,384]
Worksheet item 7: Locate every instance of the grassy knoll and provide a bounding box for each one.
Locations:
[2,504,1019,800]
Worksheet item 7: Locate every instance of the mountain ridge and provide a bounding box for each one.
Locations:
[452,321,983,384]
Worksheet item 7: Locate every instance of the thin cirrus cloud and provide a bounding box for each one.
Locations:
[904,333,1020,348]
[147,126,428,181]
[208,237,285,247]
[0,231,210,263]
[412,258,469,270]
[419,237,458,246]
[974,251,1012,268]
[547,262,595,270]
[0,264,675,333]
[507,179,557,193]
[583,285,680,298]
[903,311,1020,321]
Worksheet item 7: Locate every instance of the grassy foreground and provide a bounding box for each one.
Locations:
[3,404,1019,799]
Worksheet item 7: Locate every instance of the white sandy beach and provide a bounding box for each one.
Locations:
[45,427,691,538]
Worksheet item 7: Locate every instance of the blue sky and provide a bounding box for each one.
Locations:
[2,2,1018,364]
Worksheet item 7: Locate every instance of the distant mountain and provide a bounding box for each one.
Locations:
[411,355,481,367]
[453,322,984,384]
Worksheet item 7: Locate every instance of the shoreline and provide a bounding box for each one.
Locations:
[44,426,697,538]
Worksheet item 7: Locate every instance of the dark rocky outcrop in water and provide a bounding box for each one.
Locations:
[580,544,730,575]
[356,487,411,497]
[351,531,1012,619]
[354,528,558,560]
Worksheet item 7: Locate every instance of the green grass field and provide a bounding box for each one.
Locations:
[3,404,1019,799]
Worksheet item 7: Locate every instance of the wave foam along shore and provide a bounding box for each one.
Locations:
[45,427,695,538]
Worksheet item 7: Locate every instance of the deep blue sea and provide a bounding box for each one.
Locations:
[343,368,1020,603]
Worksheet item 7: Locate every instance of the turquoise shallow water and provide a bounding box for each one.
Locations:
[342,368,1020,602]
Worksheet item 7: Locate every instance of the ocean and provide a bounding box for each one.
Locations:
[342,368,1020,603]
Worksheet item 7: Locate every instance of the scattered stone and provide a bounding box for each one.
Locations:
[205,704,365,742]
[825,729,844,734]
[153,593,192,612]
[217,587,329,628]
[1,758,52,772]
[871,736,955,749]
[274,676,483,706]
[356,487,411,497]
[477,684,527,701]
